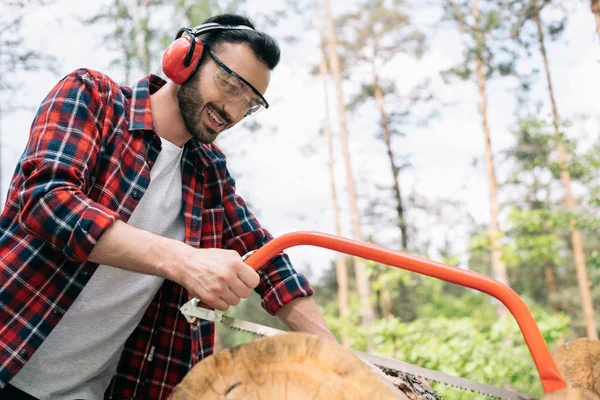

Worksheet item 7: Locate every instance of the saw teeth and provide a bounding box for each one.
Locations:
[228,326,266,336]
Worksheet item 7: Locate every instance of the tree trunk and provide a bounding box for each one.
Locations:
[533,0,598,340]
[317,27,349,347]
[380,287,394,320]
[472,0,510,318]
[592,0,600,42]
[544,264,557,297]
[373,70,408,251]
[544,263,560,311]
[126,0,151,74]
[322,0,375,349]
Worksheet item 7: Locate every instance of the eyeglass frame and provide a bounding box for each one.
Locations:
[205,46,270,111]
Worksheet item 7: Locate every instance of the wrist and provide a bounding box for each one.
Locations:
[151,236,189,282]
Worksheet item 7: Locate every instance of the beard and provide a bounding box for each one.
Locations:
[177,75,221,144]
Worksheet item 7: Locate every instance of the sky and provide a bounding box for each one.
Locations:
[1,0,599,283]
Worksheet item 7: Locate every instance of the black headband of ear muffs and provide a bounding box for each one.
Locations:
[174,28,197,68]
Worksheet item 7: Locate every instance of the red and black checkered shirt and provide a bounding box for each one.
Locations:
[0,69,314,399]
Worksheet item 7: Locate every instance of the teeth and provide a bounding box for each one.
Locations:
[207,107,224,125]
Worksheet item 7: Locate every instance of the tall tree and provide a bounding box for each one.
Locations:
[510,0,598,340]
[445,0,512,316]
[316,4,349,347]
[336,0,425,251]
[321,0,376,349]
[502,115,565,310]
[83,0,158,81]
[125,0,152,74]
[505,0,598,340]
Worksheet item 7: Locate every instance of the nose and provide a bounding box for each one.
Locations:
[223,99,248,121]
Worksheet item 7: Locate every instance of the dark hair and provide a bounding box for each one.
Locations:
[199,14,280,70]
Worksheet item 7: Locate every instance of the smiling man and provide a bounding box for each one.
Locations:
[0,13,335,400]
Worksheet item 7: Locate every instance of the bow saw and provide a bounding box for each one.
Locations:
[180,231,567,399]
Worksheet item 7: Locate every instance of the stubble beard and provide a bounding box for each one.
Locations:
[177,76,220,144]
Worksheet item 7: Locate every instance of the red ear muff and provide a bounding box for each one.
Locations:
[162,31,205,85]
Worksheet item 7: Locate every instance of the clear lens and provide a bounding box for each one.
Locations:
[214,69,266,118]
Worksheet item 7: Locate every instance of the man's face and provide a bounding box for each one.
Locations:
[177,42,271,144]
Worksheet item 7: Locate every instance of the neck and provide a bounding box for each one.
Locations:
[150,81,191,147]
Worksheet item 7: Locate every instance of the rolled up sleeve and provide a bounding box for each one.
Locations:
[17,69,121,262]
[220,167,314,315]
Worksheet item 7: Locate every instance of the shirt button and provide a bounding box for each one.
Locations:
[81,270,89,278]
[19,349,28,359]
[191,220,199,231]
[132,190,141,200]
[52,308,62,317]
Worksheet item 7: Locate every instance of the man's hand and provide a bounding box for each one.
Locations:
[172,247,259,311]
[89,220,259,311]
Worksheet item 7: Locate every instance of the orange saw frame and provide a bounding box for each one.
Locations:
[244,231,567,395]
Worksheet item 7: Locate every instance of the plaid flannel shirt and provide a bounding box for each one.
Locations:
[0,69,314,399]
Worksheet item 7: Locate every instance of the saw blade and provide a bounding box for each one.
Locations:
[180,302,538,400]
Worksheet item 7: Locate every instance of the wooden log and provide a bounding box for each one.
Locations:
[550,338,600,398]
[170,332,403,399]
[542,388,600,400]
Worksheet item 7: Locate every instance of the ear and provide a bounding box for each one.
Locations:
[162,35,205,85]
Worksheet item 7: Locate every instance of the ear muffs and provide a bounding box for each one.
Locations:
[161,28,205,85]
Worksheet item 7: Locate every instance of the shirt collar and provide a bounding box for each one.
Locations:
[128,74,164,132]
[128,74,214,166]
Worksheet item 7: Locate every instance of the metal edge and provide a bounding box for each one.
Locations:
[352,350,537,400]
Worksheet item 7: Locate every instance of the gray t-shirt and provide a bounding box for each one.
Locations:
[11,137,186,400]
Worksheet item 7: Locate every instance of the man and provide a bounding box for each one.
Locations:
[0,13,335,400]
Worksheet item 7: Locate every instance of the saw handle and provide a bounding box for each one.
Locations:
[244,231,566,394]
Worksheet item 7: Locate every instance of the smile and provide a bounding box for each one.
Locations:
[207,106,225,126]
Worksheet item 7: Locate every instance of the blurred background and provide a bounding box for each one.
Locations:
[1,0,599,397]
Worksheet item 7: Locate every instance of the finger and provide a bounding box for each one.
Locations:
[199,293,230,312]
[211,298,231,312]
[229,278,253,299]
[219,290,241,307]
[236,262,260,289]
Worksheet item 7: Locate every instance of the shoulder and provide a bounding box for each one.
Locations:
[57,68,128,99]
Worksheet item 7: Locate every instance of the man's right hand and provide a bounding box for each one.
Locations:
[89,220,260,311]
[173,247,260,311]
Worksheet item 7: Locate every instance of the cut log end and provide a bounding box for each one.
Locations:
[552,338,600,398]
[170,332,401,400]
[542,388,600,400]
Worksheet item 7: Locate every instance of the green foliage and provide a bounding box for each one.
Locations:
[503,207,565,266]
[505,0,568,48]
[324,292,570,399]
[443,0,520,82]
[415,278,497,320]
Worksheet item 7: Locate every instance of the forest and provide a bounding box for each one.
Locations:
[2,0,600,398]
